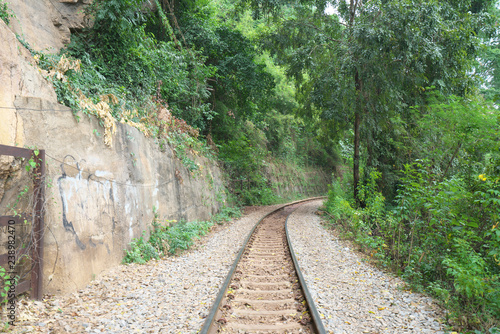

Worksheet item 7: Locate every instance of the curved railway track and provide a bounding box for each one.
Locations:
[201,199,326,334]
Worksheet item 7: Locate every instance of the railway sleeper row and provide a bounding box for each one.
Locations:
[200,199,326,334]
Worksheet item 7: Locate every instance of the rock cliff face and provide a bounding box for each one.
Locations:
[0,18,57,146]
[7,0,87,52]
[0,0,84,144]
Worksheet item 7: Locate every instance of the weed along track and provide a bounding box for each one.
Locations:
[201,199,326,334]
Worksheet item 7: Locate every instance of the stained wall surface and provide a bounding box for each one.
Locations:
[1,5,226,293]
[7,97,226,294]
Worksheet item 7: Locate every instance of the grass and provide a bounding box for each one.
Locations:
[123,205,242,264]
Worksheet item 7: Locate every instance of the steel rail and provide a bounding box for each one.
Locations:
[286,200,327,334]
[199,196,326,334]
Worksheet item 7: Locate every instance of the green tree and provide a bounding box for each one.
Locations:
[255,0,490,204]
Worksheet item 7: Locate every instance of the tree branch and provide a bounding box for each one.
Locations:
[441,142,462,181]
[301,22,344,44]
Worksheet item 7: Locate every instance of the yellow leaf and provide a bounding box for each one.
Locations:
[378,307,386,311]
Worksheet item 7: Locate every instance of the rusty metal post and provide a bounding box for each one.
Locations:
[31,149,45,300]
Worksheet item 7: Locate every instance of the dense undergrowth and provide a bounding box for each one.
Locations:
[123,206,241,264]
[323,93,500,333]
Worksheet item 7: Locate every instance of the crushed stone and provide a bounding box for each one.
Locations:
[6,205,282,334]
[287,200,447,334]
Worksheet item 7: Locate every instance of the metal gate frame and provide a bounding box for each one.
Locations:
[0,144,45,300]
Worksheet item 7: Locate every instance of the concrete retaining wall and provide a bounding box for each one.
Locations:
[1,97,225,294]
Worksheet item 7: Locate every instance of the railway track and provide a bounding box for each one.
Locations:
[200,199,326,334]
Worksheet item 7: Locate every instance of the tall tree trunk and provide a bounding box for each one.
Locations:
[353,67,362,206]
[353,110,361,204]
[351,0,363,206]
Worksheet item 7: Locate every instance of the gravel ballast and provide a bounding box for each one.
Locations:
[7,200,449,333]
[8,205,282,334]
[287,200,447,334]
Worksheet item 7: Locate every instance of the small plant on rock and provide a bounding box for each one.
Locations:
[0,1,14,25]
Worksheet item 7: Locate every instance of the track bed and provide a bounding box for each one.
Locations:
[204,202,323,334]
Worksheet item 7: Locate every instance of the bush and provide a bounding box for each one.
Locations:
[323,160,500,331]
[123,205,242,263]
[123,232,160,264]
[212,206,242,225]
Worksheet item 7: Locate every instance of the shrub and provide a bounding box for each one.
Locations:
[323,160,500,331]
[123,205,242,262]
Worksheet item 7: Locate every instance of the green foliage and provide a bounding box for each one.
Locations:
[123,205,242,263]
[122,218,211,262]
[324,183,354,226]
[325,157,500,330]
[443,237,495,303]
[0,0,14,25]
[170,1,336,203]
[166,131,203,173]
[217,107,336,204]
[482,41,500,103]
[401,90,498,183]
[165,220,214,254]
[396,162,499,326]
[211,206,242,225]
[323,85,499,329]
[218,126,271,205]
[0,267,12,304]
[28,0,334,201]
[177,5,276,115]
[479,2,500,104]
[122,231,160,264]
[261,0,490,201]
[37,0,214,132]
[24,149,39,173]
